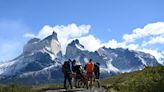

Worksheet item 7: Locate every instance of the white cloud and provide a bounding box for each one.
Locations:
[55,24,90,38]
[79,35,102,52]
[105,39,118,48]
[103,39,138,50]
[144,35,164,45]
[54,24,91,53]
[37,25,54,38]
[125,44,139,50]
[25,24,91,54]
[24,22,164,65]
[103,39,123,49]
[121,22,164,64]
[123,22,164,43]
[30,24,91,39]
[1,17,163,66]
[102,22,164,65]
[24,33,36,38]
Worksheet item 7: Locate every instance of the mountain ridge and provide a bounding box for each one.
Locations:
[0,31,161,84]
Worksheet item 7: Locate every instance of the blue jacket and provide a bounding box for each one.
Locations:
[67,60,72,73]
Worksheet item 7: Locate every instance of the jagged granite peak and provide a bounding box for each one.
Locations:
[23,31,62,59]
[135,51,159,67]
[68,39,84,48]
[69,39,80,45]
[65,39,85,59]
[27,38,40,44]
[43,31,58,41]
[0,31,161,84]
[0,31,63,84]
[97,47,159,72]
[41,31,62,58]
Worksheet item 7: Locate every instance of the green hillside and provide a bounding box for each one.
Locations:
[101,66,164,92]
[0,84,36,92]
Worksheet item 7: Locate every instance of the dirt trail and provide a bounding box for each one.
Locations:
[41,87,106,92]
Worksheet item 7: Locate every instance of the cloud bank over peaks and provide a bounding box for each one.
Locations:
[25,22,164,65]
[25,24,92,54]
[121,22,164,65]
[78,35,102,51]
[123,22,164,45]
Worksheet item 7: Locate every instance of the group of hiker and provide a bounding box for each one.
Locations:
[62,59,100,89]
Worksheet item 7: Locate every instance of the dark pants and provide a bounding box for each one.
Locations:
[94,72,100,88]
[95,72,100,79]
[64,73,72,89]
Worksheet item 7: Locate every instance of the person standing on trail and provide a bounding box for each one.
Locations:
[62,59,73,89]
[72,60,76,73]
[86,59,94,88]
[94,62,100,88]
[72,59,77,87]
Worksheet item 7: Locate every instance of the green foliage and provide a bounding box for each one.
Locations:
[0,84,36,92]
[101,66,164,92]
[0,83,63,92]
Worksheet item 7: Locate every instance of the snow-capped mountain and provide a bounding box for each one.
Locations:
[0,31,63,84]
[23,31,62,59]
[97,47,159,73]
[0,32,160,84]
[64,39,159,76]
[65,39,86,59]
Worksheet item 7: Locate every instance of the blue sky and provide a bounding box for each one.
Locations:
[0,0,164,63]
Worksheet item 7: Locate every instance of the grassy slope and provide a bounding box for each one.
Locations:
[0,84,36,92]
[101,66,164,92]
[0,84,63,92]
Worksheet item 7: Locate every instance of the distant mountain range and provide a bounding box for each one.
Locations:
[0,31,161,84]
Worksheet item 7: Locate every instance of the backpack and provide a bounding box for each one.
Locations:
[94,64,100,73]
[75,65,81,74]
[62,61,68,73]
[86,62,94,73]
[94,63,100,79]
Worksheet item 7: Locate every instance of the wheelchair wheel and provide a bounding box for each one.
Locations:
[77,79,85,88]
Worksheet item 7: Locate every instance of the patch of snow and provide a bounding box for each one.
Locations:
[106,59,119,73]
[97,48,106,56]
[42,64,59,70]
[0,60,17,75]
[103,57,108,60]
[121,65,144,73]
[100,67,110,73]
[135,54,147,66]
[139,49,164,65]
[19,64,60,78]
[112,53,118,57]
[84,57,89,63]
